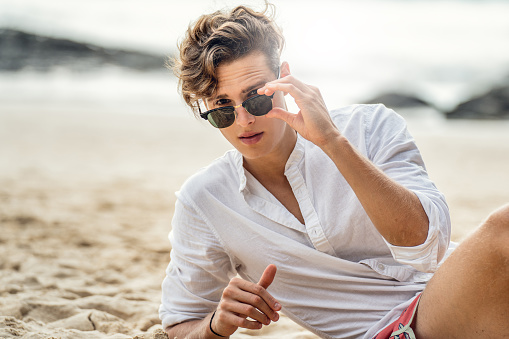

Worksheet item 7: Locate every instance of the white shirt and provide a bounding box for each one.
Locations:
[159,104,453,339]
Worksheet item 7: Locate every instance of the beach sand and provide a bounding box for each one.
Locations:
[1,105,508,338]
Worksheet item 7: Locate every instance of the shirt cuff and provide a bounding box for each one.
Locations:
[383,190,450,273]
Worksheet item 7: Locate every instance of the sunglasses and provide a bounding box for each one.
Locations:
[199,93,275,129]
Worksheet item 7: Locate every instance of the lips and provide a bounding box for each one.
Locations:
[239,131,263,145]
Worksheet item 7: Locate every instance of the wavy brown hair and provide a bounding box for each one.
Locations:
[172,3,285,115]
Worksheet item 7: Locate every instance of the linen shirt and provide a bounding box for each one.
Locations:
[159,104,453,339]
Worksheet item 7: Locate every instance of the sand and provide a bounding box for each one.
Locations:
[0,105,508,339]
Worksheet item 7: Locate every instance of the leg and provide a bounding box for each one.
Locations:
[413,204,509,338]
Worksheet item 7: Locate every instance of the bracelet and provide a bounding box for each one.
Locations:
[209,311,227,337]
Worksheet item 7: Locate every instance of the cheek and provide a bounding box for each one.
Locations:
[219,128,236,144]
[264,116,287,133]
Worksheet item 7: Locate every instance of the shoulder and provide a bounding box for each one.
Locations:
[327,104,407,145]
[178,149,241,202]
[329,103,405,130]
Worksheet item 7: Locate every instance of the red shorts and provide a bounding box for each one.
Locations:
[372,293,422,339]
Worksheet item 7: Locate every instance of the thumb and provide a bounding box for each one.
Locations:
[267,107,299,128]
[257,264,277,289]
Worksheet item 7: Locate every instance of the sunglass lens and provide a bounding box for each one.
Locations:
[244,95,273,116]
[208,108,236,128]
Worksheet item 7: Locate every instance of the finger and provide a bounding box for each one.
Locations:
[258,264,277,289]
[231,278,280,310]
[226,279,280,320]
[215,309,263,332]
[270,74,309,90]
[257,86,289,97]
[221,299,271,325]
[267,107,300,128]
[225,285,280,321]
[259,74,309,93]
[260,82,306,100]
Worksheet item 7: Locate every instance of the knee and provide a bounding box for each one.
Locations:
[484,204,509,232]
[481,204,509,256]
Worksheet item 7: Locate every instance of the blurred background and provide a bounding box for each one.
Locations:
[1,0,509,116]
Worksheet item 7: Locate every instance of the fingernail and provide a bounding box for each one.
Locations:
[274,302,281,309]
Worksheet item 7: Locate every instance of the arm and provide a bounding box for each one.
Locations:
[321,129,429,247]
[161,196,280,337]
[258,72,428,247]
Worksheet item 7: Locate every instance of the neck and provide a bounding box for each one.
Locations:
[243,128,297,182]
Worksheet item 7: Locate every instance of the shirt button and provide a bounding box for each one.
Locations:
[377,263,385,270]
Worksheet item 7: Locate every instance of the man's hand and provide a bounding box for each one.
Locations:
[258,73,341,150]
[211,264,281,337]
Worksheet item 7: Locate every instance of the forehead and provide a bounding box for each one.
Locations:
[212,51,273,98]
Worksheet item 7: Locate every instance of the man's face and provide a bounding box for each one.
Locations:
[205,51,294,163]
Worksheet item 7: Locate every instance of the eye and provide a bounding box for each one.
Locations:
[247,89,258,99]
[215,98,231,107]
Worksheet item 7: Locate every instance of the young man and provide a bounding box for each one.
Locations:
[160,4,509,339]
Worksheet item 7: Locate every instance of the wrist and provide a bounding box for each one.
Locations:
[319,131,348,157]
[209,311,227,338]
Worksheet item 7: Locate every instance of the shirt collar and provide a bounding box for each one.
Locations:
[284,134,305,175]
[234,135,305,193]
[233,151,248,193]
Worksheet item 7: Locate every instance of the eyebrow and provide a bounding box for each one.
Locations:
[209,80,267,102]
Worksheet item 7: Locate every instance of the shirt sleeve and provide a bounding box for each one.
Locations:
[363,104,451,273]
[159,191,236,330]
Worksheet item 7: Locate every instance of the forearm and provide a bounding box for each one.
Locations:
[165,314,226,339]
[321,133,429,247]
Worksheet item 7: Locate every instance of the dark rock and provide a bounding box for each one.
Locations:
[0,28,168,72]
[362,93,432,109]
[446,85,509,119]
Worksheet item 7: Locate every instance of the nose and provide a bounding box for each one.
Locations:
[234,105,255,127]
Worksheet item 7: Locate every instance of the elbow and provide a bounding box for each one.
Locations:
[403,205,430,247]
[408,216,430,247]
[412,200,431,246]
[164,322,183,338]
[388,194,430,247]
[165,324,179,338]
[392,225,428,247]
[413,222,429,246]
[386,215,429,247]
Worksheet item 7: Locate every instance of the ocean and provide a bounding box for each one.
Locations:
[1,0,509,117]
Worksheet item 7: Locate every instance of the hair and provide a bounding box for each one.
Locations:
[171,2,285,115]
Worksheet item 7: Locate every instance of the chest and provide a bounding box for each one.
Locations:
[257,176,305,225]
[226,167,389,262]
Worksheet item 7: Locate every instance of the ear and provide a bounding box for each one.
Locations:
[280,61,290,78]
[277,61,291,98]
